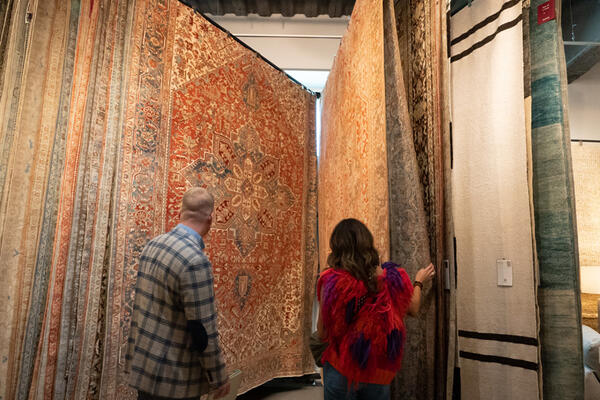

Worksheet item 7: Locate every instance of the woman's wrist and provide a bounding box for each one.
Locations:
[413,280,423,290]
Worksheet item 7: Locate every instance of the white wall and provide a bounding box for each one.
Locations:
[207,13,348,71]
[568,61,600,140]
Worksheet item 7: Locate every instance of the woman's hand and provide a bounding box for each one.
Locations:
[408,263,435,316]
[415,263,435,284]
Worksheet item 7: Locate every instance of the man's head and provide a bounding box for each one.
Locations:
[180,187,214,236]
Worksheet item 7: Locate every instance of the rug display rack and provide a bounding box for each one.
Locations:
[0,0,585,399]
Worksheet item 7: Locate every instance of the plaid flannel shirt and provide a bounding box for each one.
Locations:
[126,224,226,398]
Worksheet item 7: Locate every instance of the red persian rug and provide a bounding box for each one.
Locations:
[107,1,318,396]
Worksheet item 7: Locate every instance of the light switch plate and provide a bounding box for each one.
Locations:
[497,259,513,287]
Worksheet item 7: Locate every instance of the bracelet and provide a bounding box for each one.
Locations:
[413,280,423,289]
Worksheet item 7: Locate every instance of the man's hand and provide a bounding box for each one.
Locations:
[212,381,230,399]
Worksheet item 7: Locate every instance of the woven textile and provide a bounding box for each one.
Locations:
[106,2,318,397]
[384,1,437,399]
[571,142,600,267]
[391,0,448,397]
[394,0,446,269]
[26,1,135,399]
[319,0,389,273]
[1,0,317,398]
[529,0,584,398]
[0,2,80,399]
[450,0,541,398]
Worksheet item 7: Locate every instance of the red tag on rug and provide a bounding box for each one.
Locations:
[537,0,556,25]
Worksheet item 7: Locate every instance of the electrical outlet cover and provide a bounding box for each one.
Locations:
[497,259,513,287]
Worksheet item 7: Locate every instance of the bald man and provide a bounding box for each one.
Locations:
[126,188,230,400]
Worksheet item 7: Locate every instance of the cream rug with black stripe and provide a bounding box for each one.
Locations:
[450,0,541,398]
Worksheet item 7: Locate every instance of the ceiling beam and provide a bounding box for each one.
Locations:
[178,0,355,17]
[181,0,220,14]
[304,0,319,17]
[255,0,272,16]
[280,0,295,17]
[343,0,354,16]
[328,0,345,18]
[230,0,247,15]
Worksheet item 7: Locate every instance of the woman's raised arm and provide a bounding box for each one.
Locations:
[407,263,435,316]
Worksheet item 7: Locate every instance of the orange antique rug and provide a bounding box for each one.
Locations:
[318,0,390,269]
[106,1,318,396]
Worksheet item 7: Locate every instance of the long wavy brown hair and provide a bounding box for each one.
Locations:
[327,218,380,294]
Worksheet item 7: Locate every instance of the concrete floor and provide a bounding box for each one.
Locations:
[237,377,323,400]
[237,385,323,400]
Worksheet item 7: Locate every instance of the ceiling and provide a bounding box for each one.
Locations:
[561,0,600,82]
[452,0,600,83]
[178,0,356,17]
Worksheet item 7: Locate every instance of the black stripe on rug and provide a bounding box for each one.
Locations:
[459,330,539,346]
[451,0,521,47]
[459,351,538,371]
[451,14,522,63]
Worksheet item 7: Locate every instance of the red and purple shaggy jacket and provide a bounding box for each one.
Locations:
[317,262,413,385]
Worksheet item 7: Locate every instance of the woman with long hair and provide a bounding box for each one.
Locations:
[317,218,435,400]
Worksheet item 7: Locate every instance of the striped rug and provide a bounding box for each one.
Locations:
[450,0,541,398]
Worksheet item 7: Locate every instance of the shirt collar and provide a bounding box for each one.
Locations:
[176,223,205,249]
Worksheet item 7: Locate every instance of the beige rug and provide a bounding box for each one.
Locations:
[450,0,541,398]
[571,142,600,267]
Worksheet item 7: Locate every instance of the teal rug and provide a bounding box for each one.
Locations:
[529,1,584,398]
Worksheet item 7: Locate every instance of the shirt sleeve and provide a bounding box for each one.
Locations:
[179,255,227,389]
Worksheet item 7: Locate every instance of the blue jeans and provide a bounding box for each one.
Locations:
[323,362,390,400]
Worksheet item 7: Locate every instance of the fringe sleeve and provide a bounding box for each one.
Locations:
[316,268,334,302]
[382,262,414,317]
[317,268,367,343]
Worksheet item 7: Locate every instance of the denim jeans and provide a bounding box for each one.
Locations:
[323,362,391,400]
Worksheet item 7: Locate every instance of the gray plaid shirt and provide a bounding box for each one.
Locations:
[126,224,226,398]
